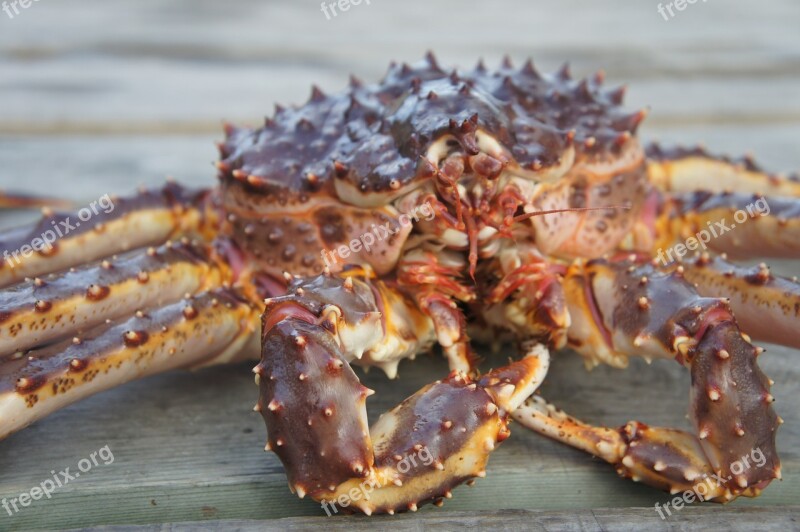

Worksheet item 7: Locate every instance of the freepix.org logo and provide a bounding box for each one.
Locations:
[2,0,42,20]
[656,196,770,266]
[3,194,116,269]
[657,0,709,21]
[320,445,434,516]
[320,0,371,20]
[320,201,436,269]
[2,445,114,517]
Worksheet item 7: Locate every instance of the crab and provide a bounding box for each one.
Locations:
[0,53,794,515]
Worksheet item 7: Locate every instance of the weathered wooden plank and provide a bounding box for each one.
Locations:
[0,0,798,132]
[71,507,800,532]
[2,0,798,65]
[0,135,216,201]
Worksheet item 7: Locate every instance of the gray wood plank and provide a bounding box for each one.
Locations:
[0,0,798,132]
[71,507,800,532]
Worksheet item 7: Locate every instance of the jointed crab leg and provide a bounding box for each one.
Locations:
[647,144,800,197]
[654,191,800,258]
[644,144,800,257]
[674,254,800,349]
[0,185,257,440]
[479,247,571,349]
[397,248,479,374]
[256,269,549,513]
[0,183,212,287]
[261,266,437,383]
[534,257,781,500]
[0,190,73,211]
[0,289,259,439]
[514,395,764,501]
[0,241,225,356]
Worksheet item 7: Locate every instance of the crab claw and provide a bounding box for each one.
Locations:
[532,257,782,501]
[255,271,548,514]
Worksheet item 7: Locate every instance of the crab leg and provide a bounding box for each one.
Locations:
[0,190,72,210]
[479,248,571,349]
[0,183,213,286]
[262,267,437,382]
[256,269,549,513]
[0,241,225,356]
[0,289,259,439]
[645,144,800,256]
[673,254,800,349]
[544,257,781,500]
[647,144,800,197]
[514,395,767,501]
[398,249,478,374]
[654,191,800,258]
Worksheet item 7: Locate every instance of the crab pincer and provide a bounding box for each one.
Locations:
[514,257,781,501]
[255,270,549,514]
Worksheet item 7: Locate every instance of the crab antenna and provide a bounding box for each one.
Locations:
[511,205,631,224]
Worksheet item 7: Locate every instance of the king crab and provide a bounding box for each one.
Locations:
[0,54,793,514]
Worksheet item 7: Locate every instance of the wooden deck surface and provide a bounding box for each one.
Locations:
[1,0,799,530]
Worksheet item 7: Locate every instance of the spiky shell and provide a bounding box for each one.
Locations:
[218,53,642,208]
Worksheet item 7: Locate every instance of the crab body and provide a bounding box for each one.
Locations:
[218,56,648,281]
[1,54,797,515]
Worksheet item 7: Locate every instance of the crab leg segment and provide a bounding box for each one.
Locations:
[256,270,548,513]
[559,258,780,498]
[334,353,546,514]
[513,396,770,502]
[676,254,800,349]
[262,268,437,379]
[480,249,571,349]
[0,242,224,356]
[0,183,212,287]
[0,289,259,439]
[655,191,800,258]
[398,249,477,374]
[0,190,72,210]
[647,144,800,197]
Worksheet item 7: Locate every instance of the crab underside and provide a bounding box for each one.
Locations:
[0,54,797,514]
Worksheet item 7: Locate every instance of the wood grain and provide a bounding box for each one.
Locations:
[75,507,800,532]
[0,0,798,529]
